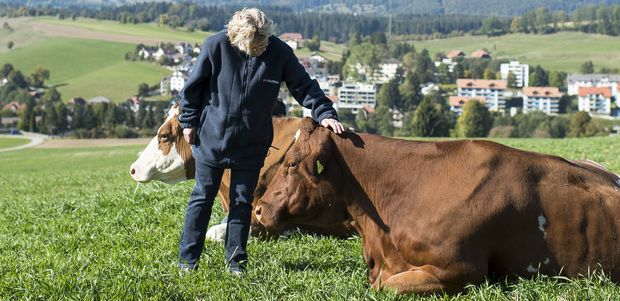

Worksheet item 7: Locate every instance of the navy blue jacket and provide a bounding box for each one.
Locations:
[179,30,338,170]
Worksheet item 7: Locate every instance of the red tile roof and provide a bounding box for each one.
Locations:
[523,87,560,98]
[449,96,485,107]
[457,79,507,90]
[578,86,612,98]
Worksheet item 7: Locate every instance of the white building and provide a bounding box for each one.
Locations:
[578,86,613,115]
[567,73,620,97]
[337,82,377,115]
[454,79,507,112]
[522,87,560,114]
[353,59,403,84]
[500,61,529,87]
[161,70,190,95]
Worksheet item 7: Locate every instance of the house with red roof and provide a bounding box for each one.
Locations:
[578,87,613,115]
[523,87,560,114]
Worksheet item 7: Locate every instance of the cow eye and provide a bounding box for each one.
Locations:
[288,162,297,170]
[160,134,168,141]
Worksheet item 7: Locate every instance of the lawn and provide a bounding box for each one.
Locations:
[410,32,620,73]
[0,36,171,102]
[38,16,210,45]
[0,137,30,149]
[1,137,619,300]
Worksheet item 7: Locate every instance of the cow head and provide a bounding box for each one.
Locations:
[129,104,195,184]
[255,117,348,230]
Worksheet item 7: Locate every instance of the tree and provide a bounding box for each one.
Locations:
[399,72,422,111]
[437,63,451,84]
[375,105,394,137]
[454,100,493,137]
[306,34,321,52]
[349,32,361,48]
[483,68,496,80]
[42,86,62,103]
[0,63,14,78]
[71,104,86,129]
[138,82,150,98]
[377,79,401,109]
[370,31,387,45]
[29,65,50,88]
[548,70,566,88]
[506,72,517,88]
[343,43,386,82]
[8,70,27,89]
[567,111,591,137]
[580,61,594,74]
[411,98,442,137]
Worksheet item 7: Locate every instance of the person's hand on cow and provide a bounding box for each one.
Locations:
[183,127,196,144]
[321,118,345,134]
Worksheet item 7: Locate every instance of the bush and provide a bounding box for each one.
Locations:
[488,126,516,138]
[115,125,137,138]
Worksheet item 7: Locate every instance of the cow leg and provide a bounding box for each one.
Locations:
[381,268,445,295]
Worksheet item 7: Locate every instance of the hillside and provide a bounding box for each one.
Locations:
[5,0,617,17]
[1,16,619,104]
[0,17,200,102]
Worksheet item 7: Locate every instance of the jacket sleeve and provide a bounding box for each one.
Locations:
[282,50,339,123]
[178,39,212,129]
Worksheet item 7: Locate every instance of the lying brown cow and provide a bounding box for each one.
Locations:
[129,105,355,239]
[256,117,620,295]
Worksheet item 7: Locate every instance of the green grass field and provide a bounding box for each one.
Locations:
[2,16,620,104]
[40,17,210,45]
[411,32,620,73]
[0,36,171,102]
[1,137,619,300]
[0,137,30,148]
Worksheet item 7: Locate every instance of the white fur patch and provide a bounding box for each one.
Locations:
[526,264,537,273]
[294,129,300,141]
[206,223,227,243]
[538,215,548,240]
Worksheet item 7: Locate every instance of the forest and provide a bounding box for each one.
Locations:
[2,3,620,41]
[2,0,618,17]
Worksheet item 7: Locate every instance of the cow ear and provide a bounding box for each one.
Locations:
[309,129,333,179]
[299,117,319,141]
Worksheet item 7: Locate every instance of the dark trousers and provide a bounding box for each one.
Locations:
[178,160,260,271]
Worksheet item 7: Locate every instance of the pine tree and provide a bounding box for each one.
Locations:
[411,98,441,137]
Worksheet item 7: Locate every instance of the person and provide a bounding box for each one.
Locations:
[177,7,345,274]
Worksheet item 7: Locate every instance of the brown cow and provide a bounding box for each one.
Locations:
[129,105,355,239]
[255,117,620,295]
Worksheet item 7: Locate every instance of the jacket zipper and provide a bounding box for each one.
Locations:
[229,55,252,166]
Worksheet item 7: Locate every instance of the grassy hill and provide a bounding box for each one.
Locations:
[409,32,620,73]
[1,16,619,104]
[0,17,206,102]
[0,36,171,102]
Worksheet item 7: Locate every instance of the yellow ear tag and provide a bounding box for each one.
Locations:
[317,160,324,174]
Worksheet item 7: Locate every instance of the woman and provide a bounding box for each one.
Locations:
[177,7,344,274]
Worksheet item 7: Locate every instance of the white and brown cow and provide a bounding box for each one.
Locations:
[130,105,355,239]
[256,117,620,295]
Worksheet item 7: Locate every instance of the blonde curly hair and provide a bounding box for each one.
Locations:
[226,8,273,54]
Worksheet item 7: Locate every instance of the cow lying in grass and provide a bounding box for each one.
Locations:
[256,117,620,295]
[130,105,355,240]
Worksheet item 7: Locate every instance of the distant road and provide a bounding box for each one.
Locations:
[27,21,183,45]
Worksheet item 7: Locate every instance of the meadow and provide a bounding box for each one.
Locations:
[411,32,620,73]
[1,137,620,300]
[2,16,620,105]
